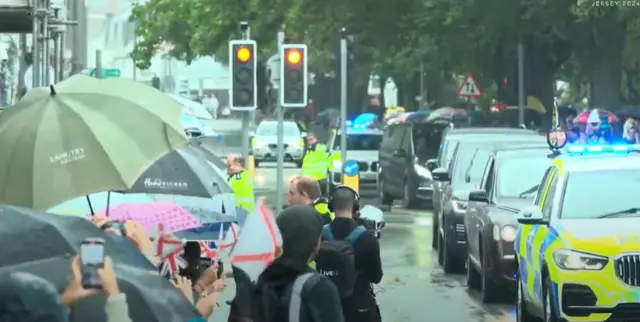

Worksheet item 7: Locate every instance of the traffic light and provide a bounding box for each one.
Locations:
[280,44,308,107]
[229,40,258,110]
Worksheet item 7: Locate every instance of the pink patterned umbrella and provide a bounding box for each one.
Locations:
[101,202,201,233]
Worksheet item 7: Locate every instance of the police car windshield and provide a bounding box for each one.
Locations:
[562,169,640,219]
[256,122,300,136]
[333,134,382,150]
[497,156,549,197]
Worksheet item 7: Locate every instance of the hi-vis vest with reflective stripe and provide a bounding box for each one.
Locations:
[228,170,255,213]
[301,144,329,180]
[313,198,334,223]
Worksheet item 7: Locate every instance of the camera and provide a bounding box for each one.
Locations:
[240,22,250,32]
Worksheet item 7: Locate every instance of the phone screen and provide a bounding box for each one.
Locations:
[81,243,104,265]
[80,239,104,289]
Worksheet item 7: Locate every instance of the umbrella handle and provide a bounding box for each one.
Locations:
[86,195,95,215]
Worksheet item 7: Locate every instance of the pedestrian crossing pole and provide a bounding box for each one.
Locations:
[239,23,255,177]
[275,30,285,213]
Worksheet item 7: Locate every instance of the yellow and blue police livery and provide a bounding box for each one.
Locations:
[515,144,640,322]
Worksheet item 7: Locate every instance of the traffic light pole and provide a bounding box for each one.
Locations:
[241,26,252,171]
[339,32,348,170]
[275,30,285,213]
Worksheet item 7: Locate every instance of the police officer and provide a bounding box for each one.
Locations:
[226,154,255,213]
[301,133,330,196]
[288,175,333,224]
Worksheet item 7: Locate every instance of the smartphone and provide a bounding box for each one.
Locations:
[80,238,105,289]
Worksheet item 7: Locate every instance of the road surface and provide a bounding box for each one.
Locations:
[208,163,517,321]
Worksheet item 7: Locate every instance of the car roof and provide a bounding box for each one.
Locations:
[491,144,550,153]
[457,135,545,146]
[445,127,538,136]
[559,154,640,172]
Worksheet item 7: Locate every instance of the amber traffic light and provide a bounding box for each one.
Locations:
[229,40,257,110]
[280,44,308,107]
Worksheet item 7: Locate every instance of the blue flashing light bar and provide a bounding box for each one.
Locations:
[564,144,640,154]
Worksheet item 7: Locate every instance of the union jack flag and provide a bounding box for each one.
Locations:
[160,248,187,276]
[198,241,220,260]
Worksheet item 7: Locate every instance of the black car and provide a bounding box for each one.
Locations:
[378,121,448,208]
[464,145,550,303]
[431,133,545,273]
[429,128,539,248]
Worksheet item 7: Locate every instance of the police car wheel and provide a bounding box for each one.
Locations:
[295,160,303,168]
[516,270,537,322]
[465,253,480,290]
[255,160,260,168]
[543,276,559,322]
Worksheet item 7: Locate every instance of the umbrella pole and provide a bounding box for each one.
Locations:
[86,195,95,216]
[106,191,111,217]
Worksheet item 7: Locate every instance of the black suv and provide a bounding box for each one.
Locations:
[378,121,449,208]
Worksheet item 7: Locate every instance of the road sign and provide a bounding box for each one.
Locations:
[89,68,121,78]
[457,73,483,98]
[342,160,360,193]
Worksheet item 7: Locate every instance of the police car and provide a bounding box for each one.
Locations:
[515,139,640,322]
[328,121,382,194]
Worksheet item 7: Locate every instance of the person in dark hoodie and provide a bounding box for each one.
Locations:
[326,186,383,322]
[229,205,344,322]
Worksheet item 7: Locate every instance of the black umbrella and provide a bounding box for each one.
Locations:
[617,105,640,119]
[129,145,232,198]
[0,205,153,270]
[0,256,201,322]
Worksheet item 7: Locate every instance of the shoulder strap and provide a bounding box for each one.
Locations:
[288,272,316,322]
[321,224,334,241]
[345,226,367,244]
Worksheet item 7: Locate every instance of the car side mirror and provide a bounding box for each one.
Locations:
[393,149,407,157]
[518,206,548,225]
[431,167,449,182]
[468,190,488,203]
[426,159,438,171]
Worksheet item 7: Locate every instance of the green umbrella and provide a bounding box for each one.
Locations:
[0,75,187,210]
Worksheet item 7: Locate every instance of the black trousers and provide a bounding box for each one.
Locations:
[317,179,328,196]
[342,295,381,322]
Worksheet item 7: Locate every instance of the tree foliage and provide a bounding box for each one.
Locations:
[130,0,640,108]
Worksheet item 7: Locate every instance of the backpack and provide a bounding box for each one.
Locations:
[228,269,322,322]
[315,225,367,298]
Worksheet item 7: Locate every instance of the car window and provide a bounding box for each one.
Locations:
[333,134,382,150]
[534,167,556,206]
[561,169,640,219]
[440,139,459,169]
[496,156,550,198]
[256,122,300,136]
[542,174,558,219]
[451,146,479,186]
[465,149,492,188]
[413,126,444,159]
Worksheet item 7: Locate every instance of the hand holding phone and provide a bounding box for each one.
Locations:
[80,238,105,289]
